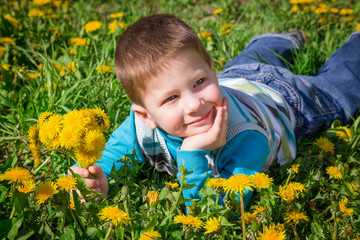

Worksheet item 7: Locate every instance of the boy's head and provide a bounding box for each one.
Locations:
[115,14,223,137]
[114,14,212,106]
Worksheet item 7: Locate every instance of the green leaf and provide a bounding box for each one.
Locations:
[171,231,183,239]
[7,217,23,240]
[59,228,75,240]
[86,227,102,238]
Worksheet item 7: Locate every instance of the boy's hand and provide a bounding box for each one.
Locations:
[181,97,228,151]
[69,165,109,201]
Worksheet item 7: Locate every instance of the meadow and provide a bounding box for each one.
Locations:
[0,0,360,239]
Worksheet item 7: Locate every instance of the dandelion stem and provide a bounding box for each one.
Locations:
[240,194,246,240]
[32,156,51,174]
[104,223,113,240]
[285,172,292,187]
[290,224,300,240]
[333,216,337,240]
[10,203,16,219]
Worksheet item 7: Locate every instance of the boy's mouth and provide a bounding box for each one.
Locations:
[186,107,214,126]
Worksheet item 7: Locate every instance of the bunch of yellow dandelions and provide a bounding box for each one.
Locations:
[27,108,109,169]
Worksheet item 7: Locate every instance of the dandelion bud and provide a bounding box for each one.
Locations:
[146,191,159,208]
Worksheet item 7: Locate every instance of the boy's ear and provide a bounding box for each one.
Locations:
[132,104,157,129]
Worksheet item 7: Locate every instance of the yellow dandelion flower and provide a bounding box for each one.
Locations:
[0,167,34,185]
[26,72,39,79]
[330,7,339,13]
[253,205,268,215]
[284,210,309,224]
[69,49,77,55]
[110,12,124,19]
[292,5,299,12]
[95,65,113,74]
[56,176,77,192]
[83,130,106,153]
[204,216,221,234]
[290,163,300,174]
[339,8,354,15]
[32,0,51,5]
[165,181,179,189]
[243,212,256,224]
[223,174,253,195]
[75,147,101,169]
[207,177,226,189]
[213,8,223,15]
[314,137,335,155]
[257,223,286,240]
[250,172,273,189]
[335,126,351,141]
[69,37,87,47]
[108,21,126,33]
[52,0,62,8]
[0,46,5,59]
[200,32,212,40]
[29,143,42,167]
[34,181,59,204]
[356,23,360,31]
[62,110,89,132]
[38,111,54,126]
[59,126,81,150]
[326,166,343,179]
[65,62,76,73]
[4,14,18,26]
[0,37,16,46]
[221,24,233,32]
[98,205,130,227]
[47,137,61,150]
[85,21,102,33]
[54,64,65,77]
[18,180,35,193]
[146,191,159,207]
[174,215,203,228]
[339,197,353,216]
[139,231,162,240]
[28,9,45,17]
[91,108,110,131]
[276,182,305,202]
[38,114,62,145]
[218,57,225,64]
[1,63,11,71]
[344,16,356,22]
[28,123,41,145]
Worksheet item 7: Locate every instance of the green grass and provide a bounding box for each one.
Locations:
[1,0,360,239]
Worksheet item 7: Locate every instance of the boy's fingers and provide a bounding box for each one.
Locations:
[88,165,105,179]
[69,166,89,178]
[85,178,99,189]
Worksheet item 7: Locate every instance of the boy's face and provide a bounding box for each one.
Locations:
[132,48,223,138]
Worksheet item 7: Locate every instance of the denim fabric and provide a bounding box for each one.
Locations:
[217,32,360,139]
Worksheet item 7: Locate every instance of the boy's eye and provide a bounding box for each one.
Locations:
[164,95,178,103]
[194,78,204,88]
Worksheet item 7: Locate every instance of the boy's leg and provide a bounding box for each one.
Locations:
[224,32,305,69]
[300,31,360,125]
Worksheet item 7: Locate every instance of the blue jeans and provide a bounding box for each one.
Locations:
[217,32,360,139]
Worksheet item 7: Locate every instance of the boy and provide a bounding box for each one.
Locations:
[71,14,360,207]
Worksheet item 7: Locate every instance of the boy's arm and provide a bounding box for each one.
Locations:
[176,130,268,208]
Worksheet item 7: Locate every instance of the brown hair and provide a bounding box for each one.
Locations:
[114,14,211,105]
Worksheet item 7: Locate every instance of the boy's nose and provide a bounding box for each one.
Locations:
[184,94,204,115]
